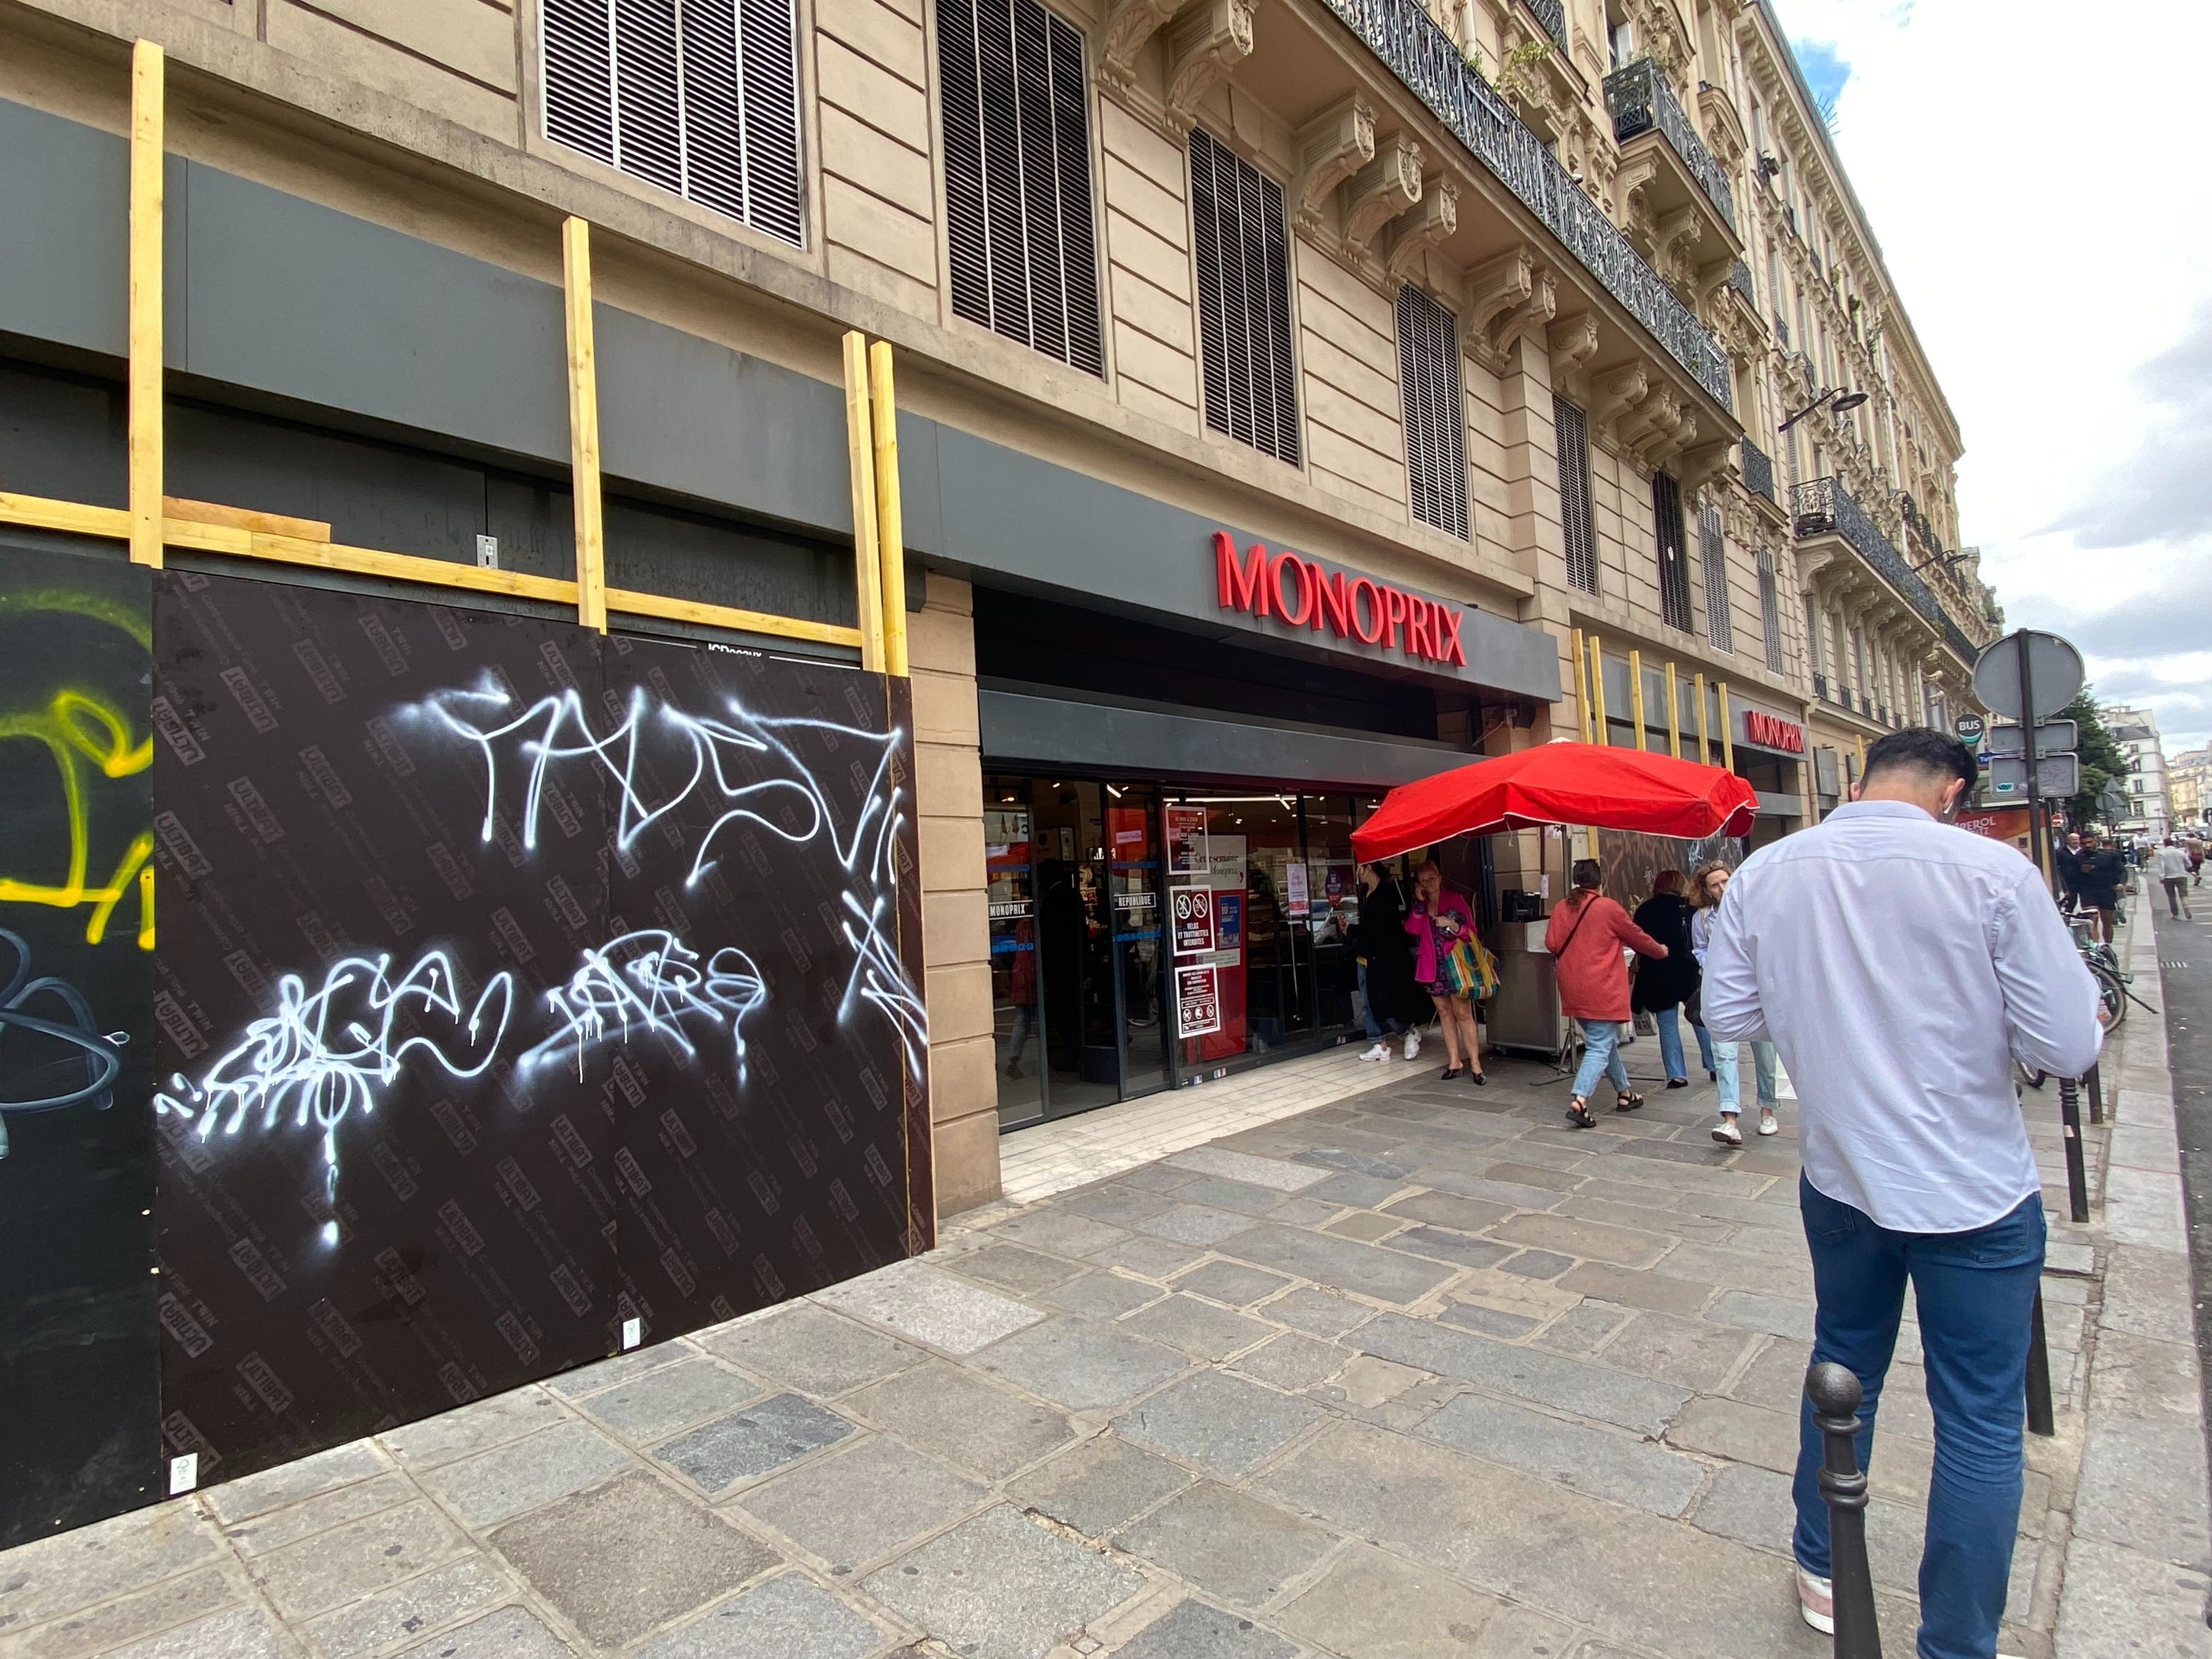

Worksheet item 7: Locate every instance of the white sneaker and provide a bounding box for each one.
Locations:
[1797,1567,1833,1635]
[1758,1109,1780,1136]
[1359,1042,1389,1062]
[1711,1115,1742,1146]
[1403,1029,1422,1061]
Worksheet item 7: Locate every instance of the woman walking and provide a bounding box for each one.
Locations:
[1545,858,1669,1128]
[1628,870,1705,1089]
[1353,861,1420,1062]
[1404,860,1486,1084]
[1688,861,1779,1145]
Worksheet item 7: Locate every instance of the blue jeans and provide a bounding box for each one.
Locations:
[1570,1018,1630,1099]
[1358,962,1406,1040]
[1793,1175,2045,1659]
[1651,1005,1709,1081]
[1713,1038,1778,1114]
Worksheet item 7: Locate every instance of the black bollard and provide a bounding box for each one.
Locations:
[1807,1361,1884,1659]
[2086,1060,2103,1126]
[2059,1076,2090,1224]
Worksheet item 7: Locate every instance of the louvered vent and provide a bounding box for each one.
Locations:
[1189,128,1300,465]
[1699,503,1733,652]
[1655,471,1692,632]
[939,0,1103,374]
[541,0,804,246]
[1554,396,1598,595]
[1397,285,1468,540]
[1758,546,1784,672]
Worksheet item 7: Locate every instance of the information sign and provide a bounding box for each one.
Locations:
[1175,964,1222,1037]
[1171,888,1215,956]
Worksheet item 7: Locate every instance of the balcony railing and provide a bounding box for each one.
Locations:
[1728,258,1756,307]
[1520,0,1566,52]
[1604,58,1736,232]
[1740,437,1775,503]
[1792,476,1977,664]
[1315,0,1732,407]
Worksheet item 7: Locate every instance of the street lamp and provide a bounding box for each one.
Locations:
[1778,387,1868,433]
[1911,550,1972,574]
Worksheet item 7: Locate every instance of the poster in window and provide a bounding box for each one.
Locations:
[1175,964,1221,1037]
[1283,860,1310,920]
[1164,805,1208,877]
[1171,888,1215,956]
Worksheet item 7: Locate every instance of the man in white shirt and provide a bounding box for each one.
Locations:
[1704,729,2102,1659]
[2153,839,2193,919]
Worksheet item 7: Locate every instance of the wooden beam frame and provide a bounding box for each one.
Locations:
[843,332,887,674]
[128,40,163,569]
[1588,633,1609,744]
[1693,672,1709,764]
[1664,661,1681,758]
[1570,630,1592,743]
[1628,650,1647,751]
[1719,681,1736,772]
[562,217,607,633]
[868,341,909,678]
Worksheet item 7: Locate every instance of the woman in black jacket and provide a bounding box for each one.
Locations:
[1353,861,1421,1062]
[1628,869,1707,1088]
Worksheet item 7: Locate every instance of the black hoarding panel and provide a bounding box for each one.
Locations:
[0,540,160,1548]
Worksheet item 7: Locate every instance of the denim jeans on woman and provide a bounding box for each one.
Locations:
[1713,1037,1778,1114]
[1793,1175,2045,1659]
[1569,1018,1630,1099]
[1651,1005,1714,1082]
[1357,961,1407,1041]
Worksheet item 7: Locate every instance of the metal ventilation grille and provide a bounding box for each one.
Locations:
[939,0,1104,375]
[1554,395,1598,595]
[541,0,804,246]
[1699,503,1733,652]
[1397,285,1468,540]
[1758,545,1785,672]
[1655,471,1692,632]
[1190,128,1300,465]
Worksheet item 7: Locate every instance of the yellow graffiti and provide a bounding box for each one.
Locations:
[0,589,156,949]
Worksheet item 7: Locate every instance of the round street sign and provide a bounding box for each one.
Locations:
[1972,630,2085,723]
[1955,713,1986,742]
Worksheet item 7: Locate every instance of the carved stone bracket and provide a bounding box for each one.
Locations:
[1547,313,1601,399]
[1164,0,1254,128]
[1096,0,1182,93]
[1292,94,1375,234]
[1341,134,1423,256]
[1384,176,1458,286]
[1461,245,1555,370]
[1677,435,1734,497]
[1590,363,1649,442]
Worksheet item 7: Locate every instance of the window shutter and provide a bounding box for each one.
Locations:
[1654,472,1692,631]
[1554,396,1597,595]
[541,0,804,246]
[1699,503,1733,652]
[1190,128,1300,466]
[1397,286,1468,540]
[1758,546,1785,672]
[938,0,1104,375]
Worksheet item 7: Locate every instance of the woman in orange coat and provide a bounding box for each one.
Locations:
[1543,857,1668,1128]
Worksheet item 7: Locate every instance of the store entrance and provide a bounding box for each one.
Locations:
[986,774,1375,1131]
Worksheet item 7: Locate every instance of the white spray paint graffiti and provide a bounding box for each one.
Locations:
[522,929,768,1080]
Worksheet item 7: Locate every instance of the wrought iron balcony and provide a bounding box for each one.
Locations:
[1604,58,1735,232]
[1520,0,1566,52]
[1791,476,1977,664]
[1740,437,1775,503]
[1728,259,1756,307]
[1813,673,1828,701]
[1314,0,1731,408]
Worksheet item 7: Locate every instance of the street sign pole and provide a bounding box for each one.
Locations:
[2017,631,2055,899]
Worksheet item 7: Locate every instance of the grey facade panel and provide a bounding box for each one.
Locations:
[979,687,1470,789]
[0,100,131,359]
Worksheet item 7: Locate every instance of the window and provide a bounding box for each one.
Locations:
[1555,396,1598,595]
[939,0,1104,374]
[1699,504,1733,651]
[1189,128,1300,465]
[1803,593,1824,682]
[1397,286,1468,540]
[542,0,804,245]
[1758,547,1784,673]
[1654,472,1692,632]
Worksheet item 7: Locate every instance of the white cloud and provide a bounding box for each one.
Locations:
[1767,0,2212,753]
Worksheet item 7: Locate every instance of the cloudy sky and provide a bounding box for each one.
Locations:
[1767,0,2212,759]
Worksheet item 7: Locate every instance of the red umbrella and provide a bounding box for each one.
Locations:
[1351,741,1758,862]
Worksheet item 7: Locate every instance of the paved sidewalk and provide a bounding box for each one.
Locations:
[0,921,2200,1659]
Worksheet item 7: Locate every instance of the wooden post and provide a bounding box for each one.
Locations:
[1664,661,1681,758]
[128,40,164,569]
[1718,681,1736,772]
[1693,672,1709,764]
[1588,634,1609,746]
[843,332,886,674]
[561,218,607,633]
[867,341,909,678]
[1570,631,1591,743]
[1628,650,1648,751]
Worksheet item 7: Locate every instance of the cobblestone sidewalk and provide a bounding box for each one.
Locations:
[0,928,2191,1659]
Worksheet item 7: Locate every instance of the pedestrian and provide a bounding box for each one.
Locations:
[1688,860,1778,1145]
[2153,838,2193,919]
[1404,860,1486,1082]
[1544,856,1668,1128]
[1353,861,1420,1063]
[2191,834,2205,886]
[2053,831,2083,915]
[1628,870,1704,1090]
[2072,830,2125,943]
[1702,728,2102,1656]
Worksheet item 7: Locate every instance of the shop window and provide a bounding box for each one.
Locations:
[1699,503,1733,652]
[1189,128,1301,466]
[1554,396,1599,595]
[1758,546,1785,673]
[541,0,804,246]
[1396,286,1468,540]
[1654,471,1692,631]
[939,0,1105,375]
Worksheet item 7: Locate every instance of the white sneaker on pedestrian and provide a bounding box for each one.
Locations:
[1403,1029,1421,1061]
[1797,1567,1833,1635]
[1359,1042,1389,1062]
[1758,1109,1780,1136]
[1711,1115,1742,1147]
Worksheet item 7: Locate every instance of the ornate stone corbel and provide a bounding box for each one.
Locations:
[1590,364,1649,438]
[1292,94,1375,235]
[1464,246,1534,353]
[1096,0,1182,93]
[1164,0,1254,127]
[1644,408,1695,471]
[1677,435,1734,496]
[1617,384,1680,455]
[1547,313,1601,396]
[1384,176,1457,285]
[1485,267,1557,368]
[1341,134,1422,256]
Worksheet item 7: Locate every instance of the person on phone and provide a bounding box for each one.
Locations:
[1405,860,1483,1084]
[2072,831,2124,943]
[1544,858,1667,1127]
[1701,728,2102,1655]
[1628,870,1704,1089]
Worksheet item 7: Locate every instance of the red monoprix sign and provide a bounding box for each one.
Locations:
[1745,710,1805,752]
[1212,533,1466,667]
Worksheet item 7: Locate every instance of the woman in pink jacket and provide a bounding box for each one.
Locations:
[1543,857,1667,1127]
[1404,860,1485,1084]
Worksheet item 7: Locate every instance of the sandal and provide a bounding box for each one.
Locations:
[1665,1078,1690,1090]
[1440,1066,1463,1081]
[1469,1070,1487,1087]
[1566,1098,1596,1129]
[1614,1092,1645,1113]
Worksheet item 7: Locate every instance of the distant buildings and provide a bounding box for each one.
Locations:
[2103,706,2172,837]
[2171,748,2209,831]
